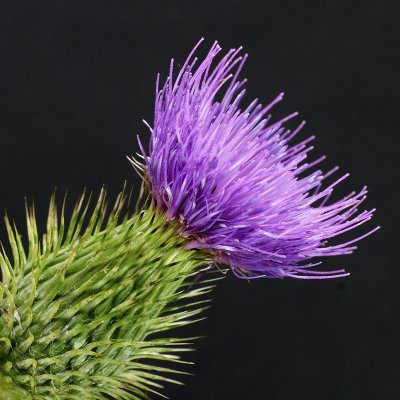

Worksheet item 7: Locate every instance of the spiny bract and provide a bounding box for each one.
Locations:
[0,187,213,399]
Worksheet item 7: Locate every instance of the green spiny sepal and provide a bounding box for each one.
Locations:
[0,187,214,399]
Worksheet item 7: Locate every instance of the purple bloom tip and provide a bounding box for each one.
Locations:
[139,40,378,279]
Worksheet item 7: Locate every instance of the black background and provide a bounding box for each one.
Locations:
[0,1,398,399]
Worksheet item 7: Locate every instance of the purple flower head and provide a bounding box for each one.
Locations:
[138,39,378,279]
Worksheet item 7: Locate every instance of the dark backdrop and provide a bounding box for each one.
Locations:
[0,1,398,399]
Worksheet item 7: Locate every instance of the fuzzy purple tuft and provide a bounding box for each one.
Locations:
[137,39,378,279]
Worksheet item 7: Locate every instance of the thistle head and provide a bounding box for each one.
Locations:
[138,39,378,279]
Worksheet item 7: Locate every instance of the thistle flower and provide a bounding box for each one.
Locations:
[140,38,378,279]
[1,39,378,400]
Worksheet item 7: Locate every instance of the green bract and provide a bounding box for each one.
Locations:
[0,186,213,399]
